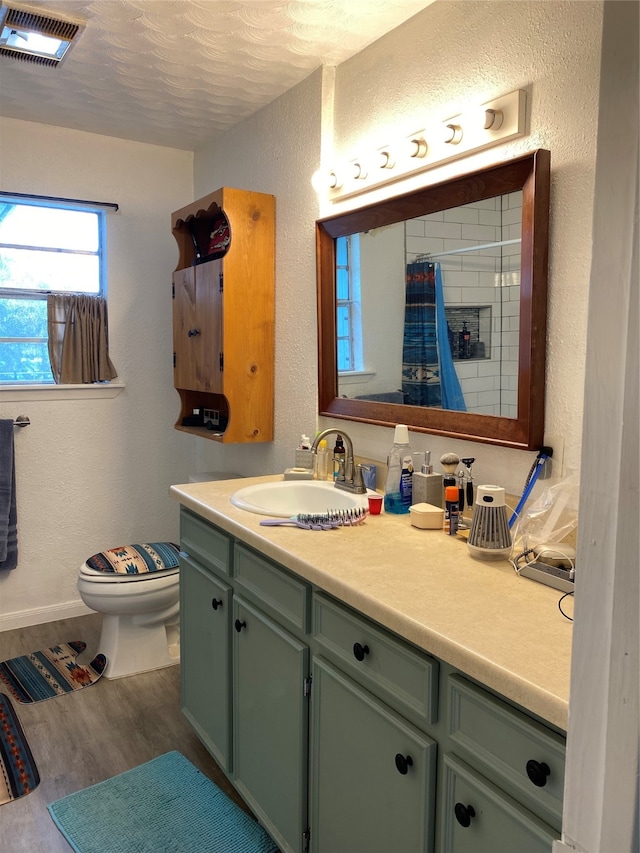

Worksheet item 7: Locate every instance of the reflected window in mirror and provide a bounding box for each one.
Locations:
[336,234,363,372]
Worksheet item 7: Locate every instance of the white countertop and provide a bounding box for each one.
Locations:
[170,475,572,730]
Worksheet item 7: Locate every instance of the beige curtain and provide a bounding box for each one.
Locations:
[47,294,118,384]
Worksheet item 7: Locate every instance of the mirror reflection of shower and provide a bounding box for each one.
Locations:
[337,191,522,418]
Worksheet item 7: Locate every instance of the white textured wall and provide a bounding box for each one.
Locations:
[192,1,602,499]
[323,0,602,490]
[0,0,604,626]
[193,69,324,479]
[0,118,195,628]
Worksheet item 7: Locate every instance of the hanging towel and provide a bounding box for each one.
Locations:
[0,420,18,571]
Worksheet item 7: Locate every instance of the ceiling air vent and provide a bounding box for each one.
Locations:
[0,2,85,67]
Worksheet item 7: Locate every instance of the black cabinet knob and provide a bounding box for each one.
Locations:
[394,753,413,775]
[454,803,476,828]
[211,598,223,610]
[234,619,246,633]
[353,642,370,662]
[188,328,200,337]
[526,759,551,787]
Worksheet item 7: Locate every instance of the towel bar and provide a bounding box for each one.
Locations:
[13,416,30,427]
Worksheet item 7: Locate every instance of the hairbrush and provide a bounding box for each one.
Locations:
[260,507,368,530]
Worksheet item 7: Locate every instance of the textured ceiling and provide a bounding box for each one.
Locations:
[0,0,435,151]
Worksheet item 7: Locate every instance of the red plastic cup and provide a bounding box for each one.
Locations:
[367,494,383,515]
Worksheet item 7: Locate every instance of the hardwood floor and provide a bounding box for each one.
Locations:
[0,614,253,852]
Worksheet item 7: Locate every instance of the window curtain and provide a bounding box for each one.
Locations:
[47,294,118,384]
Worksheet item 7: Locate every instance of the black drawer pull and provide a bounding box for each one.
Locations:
[454,803,476,828]
[526,759,550,787]
[188,328,200,337]
[211,598,223,611]
[353,642,369,662]
[394,753,413,775]
[234,619,246,633]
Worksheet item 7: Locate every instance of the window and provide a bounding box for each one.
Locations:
[0,195,105,384]
[335,234,363,373]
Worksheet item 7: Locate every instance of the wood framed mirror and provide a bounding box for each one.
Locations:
[316,149,550,450]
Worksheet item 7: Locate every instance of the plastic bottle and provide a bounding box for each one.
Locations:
[383,425,413,514]
[315,439,329,480]
[444,485,460,534]
[333,435,346,480]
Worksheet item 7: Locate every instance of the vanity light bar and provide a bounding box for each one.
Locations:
[322,89,527,201]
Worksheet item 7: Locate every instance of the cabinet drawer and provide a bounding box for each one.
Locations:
[180,509,231,578]
[440,754,558,853]
[234,544,311,635]
[448,675,565,827]
[313,593,438,725]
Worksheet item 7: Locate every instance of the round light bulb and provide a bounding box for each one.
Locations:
[483,108,504,130]
[378,149,395,169]
[327,170,342,190]
[408,136,427,158]
[351,161,367,180]
[443,123,463,144]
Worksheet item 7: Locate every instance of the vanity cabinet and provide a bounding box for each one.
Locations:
[178,507,565,853]
[171,187,275,443]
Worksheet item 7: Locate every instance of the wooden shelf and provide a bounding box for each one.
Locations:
[171,188,275,444]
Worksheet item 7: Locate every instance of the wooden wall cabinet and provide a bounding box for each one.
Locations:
[171,187,275,443]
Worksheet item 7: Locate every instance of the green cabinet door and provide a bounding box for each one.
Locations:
[439,755,558,853]
[310,657,437,853]
[179,552,232,772]
[233,595,309,853]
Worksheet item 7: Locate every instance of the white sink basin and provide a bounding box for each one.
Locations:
[230,480,369,517]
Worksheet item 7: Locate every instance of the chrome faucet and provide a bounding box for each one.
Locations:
[310,429,367,494]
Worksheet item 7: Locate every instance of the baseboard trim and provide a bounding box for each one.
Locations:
[0,600,94,632]
[553,841,577,852]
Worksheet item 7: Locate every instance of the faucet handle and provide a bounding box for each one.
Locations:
[353,463,367,490]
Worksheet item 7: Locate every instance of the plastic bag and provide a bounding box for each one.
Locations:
[511,475,579,560]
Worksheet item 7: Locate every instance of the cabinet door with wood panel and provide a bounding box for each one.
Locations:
[439,755,557,853]
[233,595,309,853]
[172,261,223,393]
[309,657,437,853]
[179,552,232,772]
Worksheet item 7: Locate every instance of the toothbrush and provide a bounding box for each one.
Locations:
[508,449,553,528]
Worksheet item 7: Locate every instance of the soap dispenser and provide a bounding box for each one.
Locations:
[411,451,443,508]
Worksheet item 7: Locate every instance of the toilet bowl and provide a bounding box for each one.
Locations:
[78,543,181,679]
[78,475,242,679]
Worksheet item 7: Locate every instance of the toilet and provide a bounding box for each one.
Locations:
[78,542,181,679]
[78,472,241,679]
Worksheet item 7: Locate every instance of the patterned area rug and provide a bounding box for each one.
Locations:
[0,642,106,704]
[0,693,40,805]
[48,751,278,853]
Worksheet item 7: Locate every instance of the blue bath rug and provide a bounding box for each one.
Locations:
[48,751,278,853]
